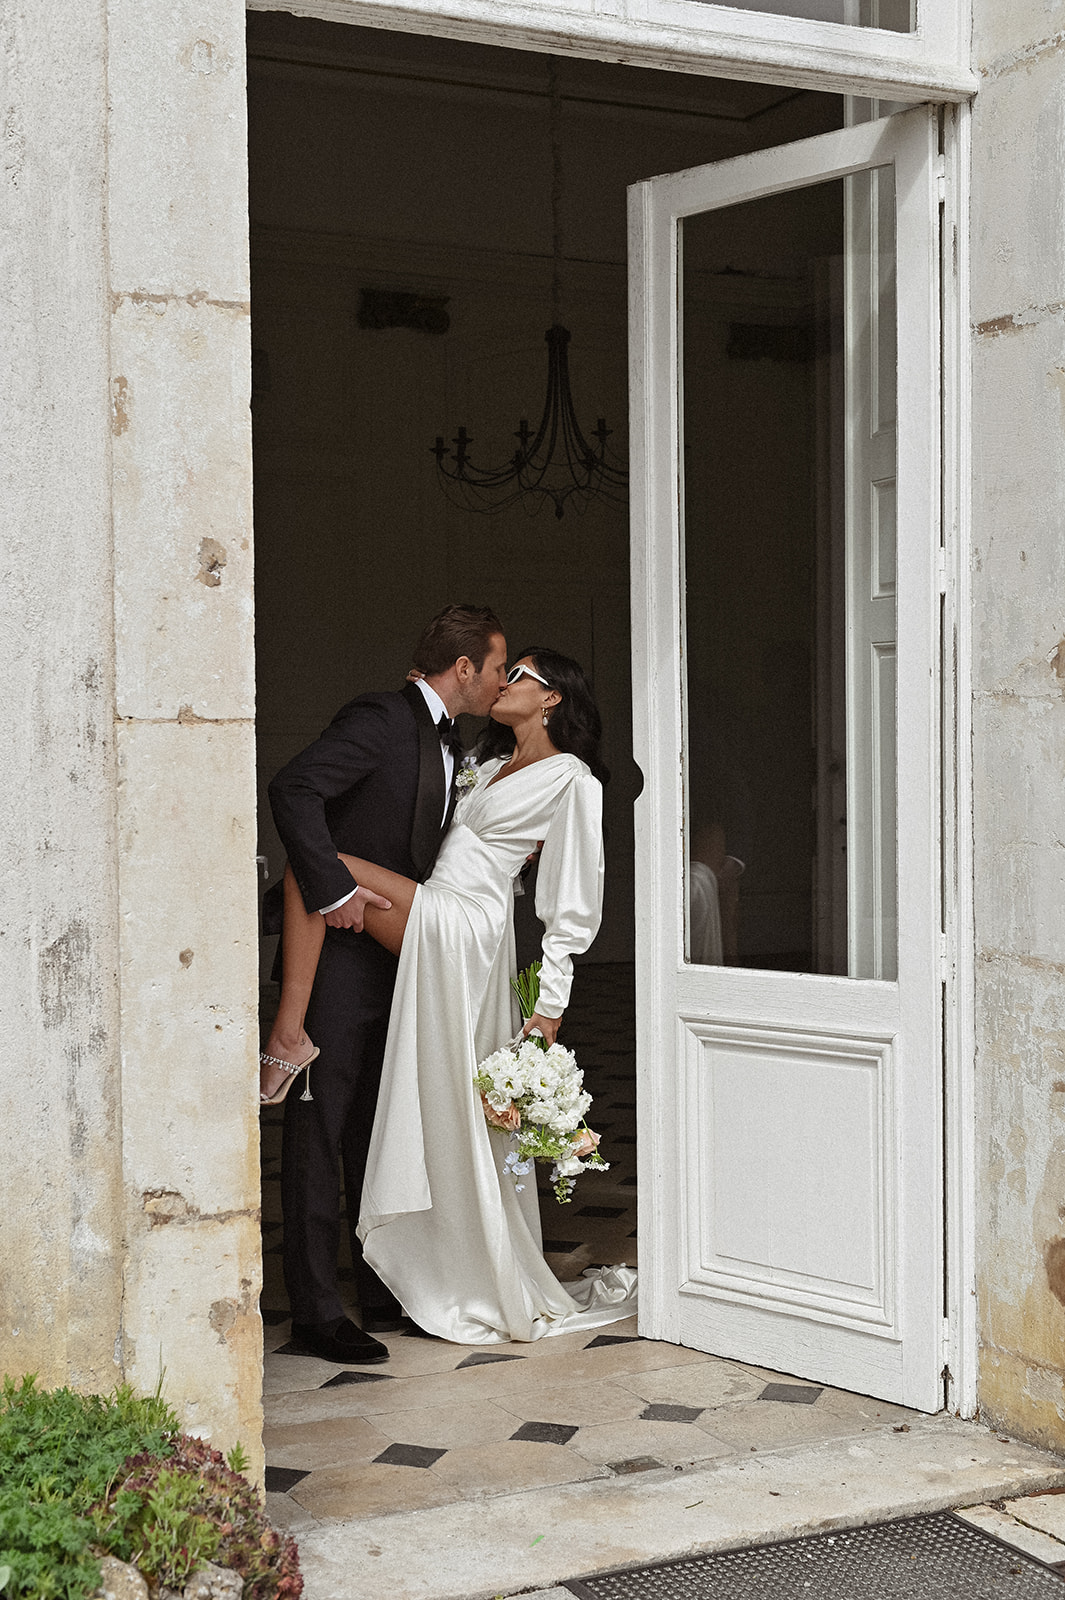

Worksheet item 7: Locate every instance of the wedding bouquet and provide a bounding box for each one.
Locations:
[474,962,608,1203]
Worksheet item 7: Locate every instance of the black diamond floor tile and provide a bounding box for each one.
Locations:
[562,1511,1065,1599]
[511,1420,579,1445]
[578,1206,625,1218]
[607,1456,666,1475]
[759,1382,824,1404]
[543,1240,582,1253]
[585,1334,641,1349]
[640,1403,704,1423]
[319,1369,394,1387]
[264,1465,310,1493]
[374,1441,447,1469]
[260,1308,290,1326]
[457,1350,526,1368]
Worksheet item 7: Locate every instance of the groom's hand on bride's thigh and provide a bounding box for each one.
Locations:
[323,886,392,931]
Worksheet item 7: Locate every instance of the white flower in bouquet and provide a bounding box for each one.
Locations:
[473,961,609,1204]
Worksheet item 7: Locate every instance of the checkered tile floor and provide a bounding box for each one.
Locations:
[258,964,921,1530]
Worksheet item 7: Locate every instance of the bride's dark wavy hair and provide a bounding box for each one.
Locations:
[479,646,609,785]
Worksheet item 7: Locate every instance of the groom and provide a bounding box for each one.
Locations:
[267,603,508,1364]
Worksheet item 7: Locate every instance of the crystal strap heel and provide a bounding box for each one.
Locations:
[259,1045,319,1105]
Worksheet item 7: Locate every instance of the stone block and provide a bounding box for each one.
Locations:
[973,2,1065,86]
[94,1554,150,1600]
[971,322,1065,699]
[978,1345,1065,1456]
[122,1208,263,1473]
[1,0,123,1395]
[970,48,1065,325]
[955,1503,1065,1564]
[973,697,1065,865]
[1005,1490,1065,1544]
[116,718,260,1215]
[182,1563,243,1600]
[107,0,249,300]
[111,295,253,722]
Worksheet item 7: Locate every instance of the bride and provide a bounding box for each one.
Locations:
[264,646,637,1344]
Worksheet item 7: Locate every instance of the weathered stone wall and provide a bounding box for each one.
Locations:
[970,1,1065,1449]
[2,0,262,1469]
[107,0,263,1467]
[1,1,123,1392]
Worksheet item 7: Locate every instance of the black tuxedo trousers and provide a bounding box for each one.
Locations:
[268,684,454,1324]
[280,932,399,1322]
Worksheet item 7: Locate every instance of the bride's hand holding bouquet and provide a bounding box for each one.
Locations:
[474,962,608,1203]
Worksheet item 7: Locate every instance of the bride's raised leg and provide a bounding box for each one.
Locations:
[260,865,327,1101]
[260,856,418,1100]
[334,854,416,958]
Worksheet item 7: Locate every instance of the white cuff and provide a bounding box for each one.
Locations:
[319,886,358,914]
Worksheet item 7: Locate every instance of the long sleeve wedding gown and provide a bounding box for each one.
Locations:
[357,752,637,1343]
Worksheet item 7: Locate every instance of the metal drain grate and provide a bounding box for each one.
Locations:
[563,1512,1065,1599]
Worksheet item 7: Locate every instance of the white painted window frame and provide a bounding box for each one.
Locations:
[243,0,977,1413]
[249,0,975,103]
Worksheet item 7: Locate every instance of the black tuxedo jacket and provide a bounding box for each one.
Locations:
[267,682,456,926]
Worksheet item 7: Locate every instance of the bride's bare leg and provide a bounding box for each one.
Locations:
[334,854,416,957]
[260,866,326,1100]
[260,857,417,1099]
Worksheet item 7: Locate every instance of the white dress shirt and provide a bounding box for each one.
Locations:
[318,678,455,913]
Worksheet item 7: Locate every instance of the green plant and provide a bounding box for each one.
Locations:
[0,1376,178,1599]
[0,1375,176,1506]
[0,1378,301,1600]
[0,1492,101,1600]
[94,1436,302,1600]
[226,1442,250,1476]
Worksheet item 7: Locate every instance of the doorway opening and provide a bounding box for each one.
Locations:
[248,0,853,1440]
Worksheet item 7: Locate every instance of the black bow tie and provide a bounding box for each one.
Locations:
[436,713,462,758]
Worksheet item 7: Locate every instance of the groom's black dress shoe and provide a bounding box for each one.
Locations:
[290,1317,389,1364]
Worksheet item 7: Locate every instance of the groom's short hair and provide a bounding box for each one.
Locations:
[413,603,504,676]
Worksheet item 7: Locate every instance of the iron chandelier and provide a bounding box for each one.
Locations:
[431,58,629,521]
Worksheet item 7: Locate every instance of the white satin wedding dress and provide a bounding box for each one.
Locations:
[357,751,638,1343]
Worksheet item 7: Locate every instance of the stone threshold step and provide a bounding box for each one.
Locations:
[290,1415,1065,1600]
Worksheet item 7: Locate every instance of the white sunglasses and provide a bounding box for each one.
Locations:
[506,663,551,687]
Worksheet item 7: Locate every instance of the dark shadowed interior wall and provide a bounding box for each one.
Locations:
[246,12,842,972]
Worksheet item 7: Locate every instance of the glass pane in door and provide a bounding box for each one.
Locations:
[682,166,898,979]
[691,0,913,30]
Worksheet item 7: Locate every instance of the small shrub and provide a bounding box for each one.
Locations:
[0,1378,301,1600]
[0,1376,177,1598]
[94,1437,302,1600]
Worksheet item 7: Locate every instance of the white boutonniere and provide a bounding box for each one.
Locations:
[455,756,479,793]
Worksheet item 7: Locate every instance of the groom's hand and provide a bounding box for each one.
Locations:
[323,886,392,931]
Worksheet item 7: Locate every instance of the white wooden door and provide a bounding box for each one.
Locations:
[630,109,943,1411]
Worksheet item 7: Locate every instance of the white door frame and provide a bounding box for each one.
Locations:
[248,0,976,103]
[625,101,974,1412]
[242,0,975,1414]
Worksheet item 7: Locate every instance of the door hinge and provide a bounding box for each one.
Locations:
[935,157,947,205]
[936,547,948,595]
[939,932,951,984]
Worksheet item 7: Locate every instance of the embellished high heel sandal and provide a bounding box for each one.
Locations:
[259,1044,319,1106]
